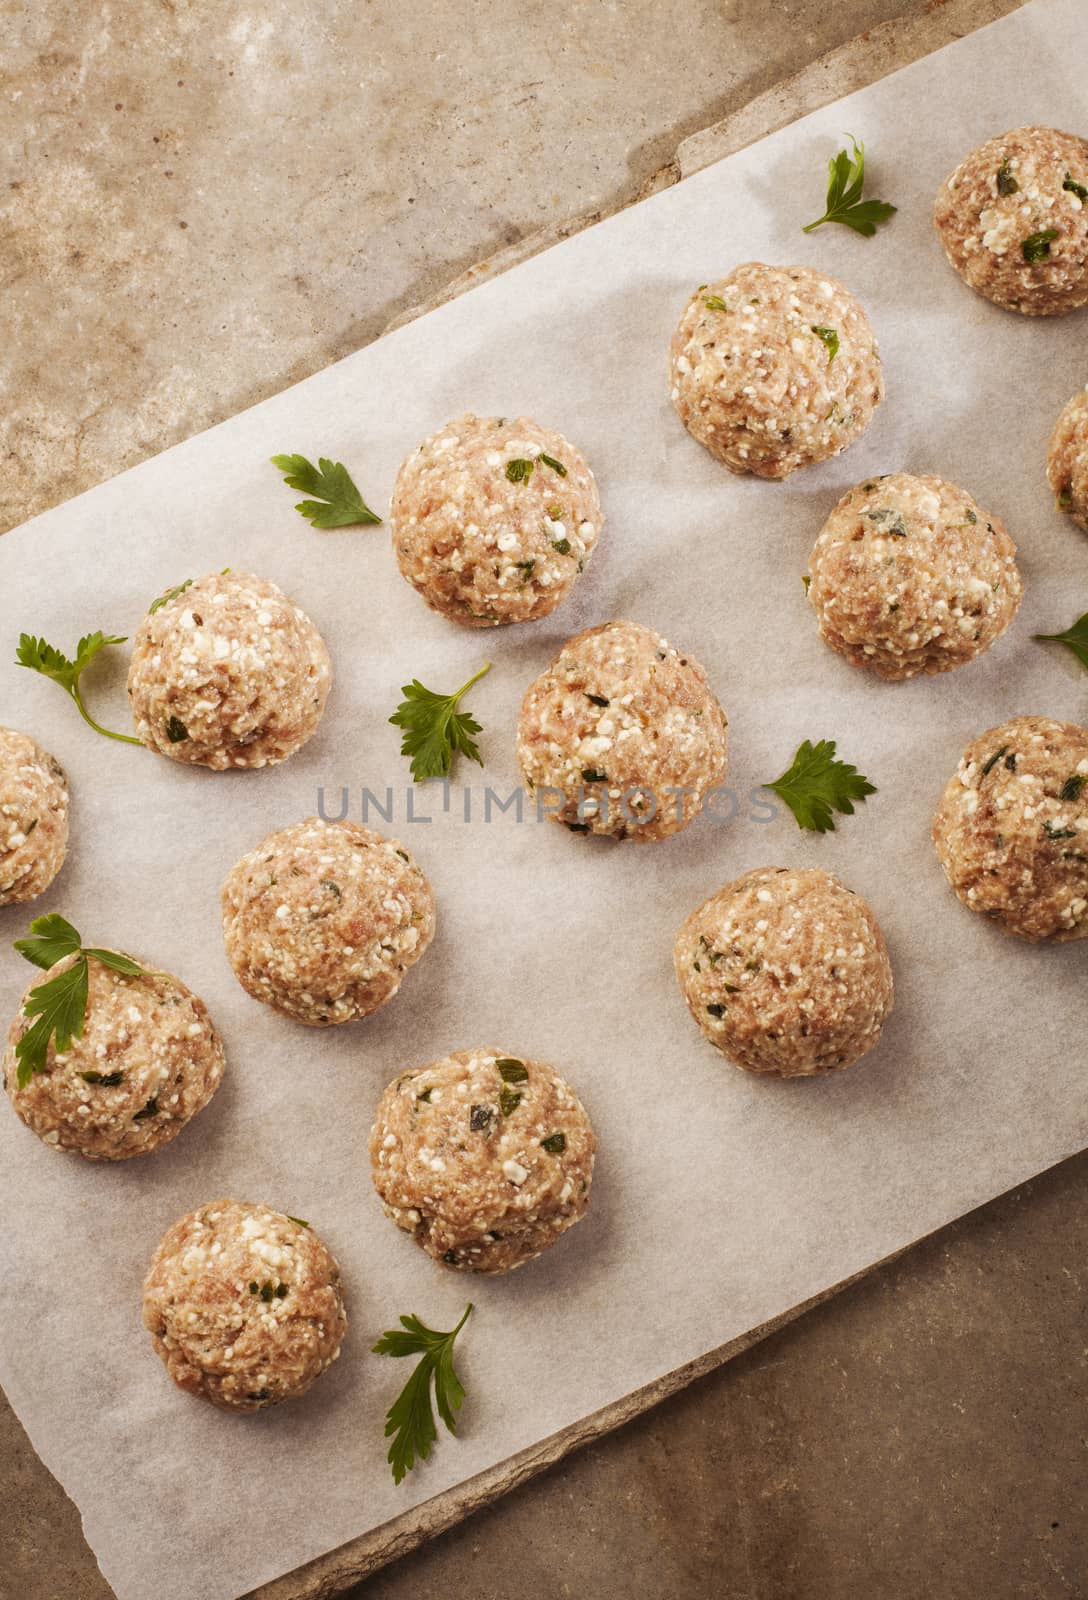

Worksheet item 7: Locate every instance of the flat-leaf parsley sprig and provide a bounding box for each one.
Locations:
[390,663,490,782]
[803,135,897,237]
[16,631,142,746]
[12,914,148,1088]
[1035,609,1088,673]
[271,454,382,529]
[764,738,877,833]
[373,1303,473,1485]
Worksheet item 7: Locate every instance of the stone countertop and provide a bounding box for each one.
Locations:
[4,2,1086,1598]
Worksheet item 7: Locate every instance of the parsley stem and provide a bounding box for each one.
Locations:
[70,686,143,746]
[456,663,491,700]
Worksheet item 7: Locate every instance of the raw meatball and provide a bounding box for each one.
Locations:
[674,866,894,1077]
[808,473,1023,679]
[3,952,225,1160]
[932,716,1088,941]
[127,570,332,768]
[370,1047,595,1274]
[0,728,69,905]
[143,1201,346,1411]
[1047,389,1088,531]
[516,620,728,843]
[391,414,602,627]
[668,263,884,478]
[221,817,436,1026]
[934,126,1088,315]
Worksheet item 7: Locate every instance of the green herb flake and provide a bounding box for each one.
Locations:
[996,159,1019,196]
[1021,229,1059,264]
[319,879,342,897]
[249,1281,259,1295]
[505,458,534,484]
[551,538,572,555]
[1044,821,1077,841]
[496,1058,529,1083]
[1063,172,1088,203]
[275,1283,289,1299]
[271,453,382,528]
[499,1086,523,1117]
[133,1096,158,1122]
[706,1003,726,1019]
[702,294,728,311]
[516,559,536,581]
[811,325,839,363]
[802,574,811,592]
[373,1303,473,1485]
[585,693,609,707]
[981,746,1009,778]
[539,453,567,477]
[1060,774,1086,802]
[417,1087,433,1103]
[546,503,564,519]
[286,1216,310,1228]
[540,1132,566,1154]
[259,1281,275,1302]
[79,1070,123,1086]
[581,768,607,783]
[148,579,194,615]
[165,716,189,744]
[802,134,897,237]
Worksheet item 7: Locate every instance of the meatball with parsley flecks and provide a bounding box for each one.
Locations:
[808,473,1022,679]
[675,867,894,1077]
[516,620,728,843]
[143,1200,346,1411]
[932,716,1088,941]
[3,951,225,1160]
[391,413,602,627]
[0,727,69,905]
[668,263,884,478]
[1047,388,1088,532]
[221,817,436,1026]
[934,126,1088,315]
[370,1047,596,1274]
[127,569,332,768]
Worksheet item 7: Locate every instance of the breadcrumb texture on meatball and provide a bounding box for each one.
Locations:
[668,262,884,478]
[933,716,1088,942]
[142,1200,347,1411]
[391,413,602,627]
[370,1047,596,1274]
[221,818,436,1026]
[808,473,1022,679]
[127,570,332,768]
[1047,388,1088,531]
[674,866,894,1077]
[516,620,728,843]
[4,952,225,1160]
[0,727,69,905]
[934,126,1088,315]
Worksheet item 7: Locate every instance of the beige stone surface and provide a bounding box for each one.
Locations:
[8,4,1083,1600]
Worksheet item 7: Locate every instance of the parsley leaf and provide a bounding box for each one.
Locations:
[802,135,897,237]
[373,1303,472,1485]
[764,738,877,833]
[15,632,142,746]
[389,663,490,782]
[12,915,150,1088]
[271,454,382,529]
[1035,610,1088,672]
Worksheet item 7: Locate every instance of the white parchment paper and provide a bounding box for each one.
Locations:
[2,3,1086,1594]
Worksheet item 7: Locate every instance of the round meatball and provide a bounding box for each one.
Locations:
[1047,389,1088,532]
[932,716,1088,941]
[516,620,728,843]
[221,818,436,1026]
[127,570,332,768]
[370,1047,596,1274]
[674,867,894,1077]
[668,263,884,478]
[0,728,69,905]
[3,952,225,1160]
[808,473,1023,679]
[142,1201,346,1411]
[934,126,1088,315]
[391,414,602,627]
